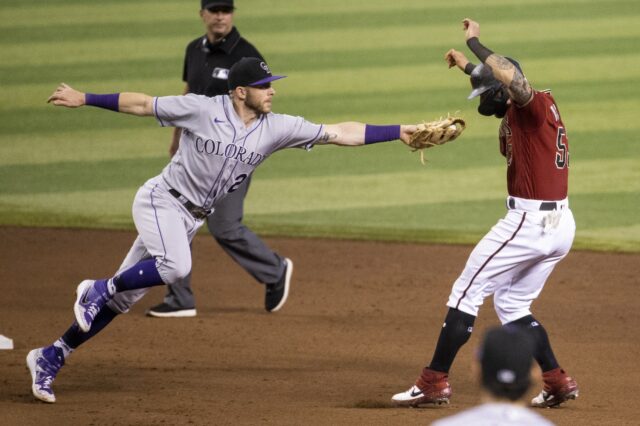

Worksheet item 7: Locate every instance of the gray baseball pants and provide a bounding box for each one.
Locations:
[163,176,285,309]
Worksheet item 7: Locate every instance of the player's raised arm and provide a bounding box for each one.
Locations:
[445,49,476,75]
[462,18,533,106]
[319,123,417,147]
[47,83,155,116]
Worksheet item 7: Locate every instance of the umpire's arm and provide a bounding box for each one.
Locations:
[48,83,154,116]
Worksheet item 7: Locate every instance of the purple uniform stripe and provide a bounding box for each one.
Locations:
[149,184,168,268]
[154,97,166,127]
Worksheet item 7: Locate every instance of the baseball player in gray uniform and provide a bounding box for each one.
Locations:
[147,0,291,318]
[27,57,420,403]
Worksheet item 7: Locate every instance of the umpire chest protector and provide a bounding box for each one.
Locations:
[183,26,264,97]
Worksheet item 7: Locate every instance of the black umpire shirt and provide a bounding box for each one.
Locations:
[183,26,264,97]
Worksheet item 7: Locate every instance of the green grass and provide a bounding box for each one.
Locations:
[1,0,639,252]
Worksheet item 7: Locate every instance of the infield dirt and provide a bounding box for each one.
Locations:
[1,227,638,425]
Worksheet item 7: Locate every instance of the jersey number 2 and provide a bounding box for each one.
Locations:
[555,127,568,169]
[228,174,248,193]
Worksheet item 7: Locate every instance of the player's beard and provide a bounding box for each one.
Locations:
[245,91,272,115]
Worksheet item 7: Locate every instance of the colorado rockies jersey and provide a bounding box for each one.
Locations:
[499,90,569,200]
[153,94,323,209]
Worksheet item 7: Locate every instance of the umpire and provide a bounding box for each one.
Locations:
[146,0,292,317]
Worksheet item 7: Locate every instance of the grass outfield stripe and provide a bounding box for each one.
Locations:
[242,159,640,215]
[0,58,182,86]
[0,1,192,26]
[244,222,640,253]
[235,0,630,17]
[569,192,639,229]
[275,55,640,95]
[4,14,640,66]
[1,191,636,252]
[0,157,167,195]
[2,0,638,43]
[0,0,624,22]
[0,0,623,27]
[4,36,640,86]
[2,169,635,215]
[578,225,640,243]
[0,0,638,43]
[251,14,640,51]
[0,188,135,225]
[246,191,640,234]
[0,128,171,166]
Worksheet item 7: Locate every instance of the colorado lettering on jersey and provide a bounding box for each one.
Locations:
[183,129,267,167]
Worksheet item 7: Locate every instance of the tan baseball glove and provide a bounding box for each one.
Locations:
[406,115,466,164]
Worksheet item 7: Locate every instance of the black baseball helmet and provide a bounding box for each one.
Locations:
[468,58,522,118]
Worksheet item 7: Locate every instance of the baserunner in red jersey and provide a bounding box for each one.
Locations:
[392,18,579,409]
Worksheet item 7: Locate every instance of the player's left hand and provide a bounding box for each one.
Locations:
[402,116,466,164]
[462,18,480,40]
[399,125,418,145]
[47,83,85,108]
[445,49,470,70]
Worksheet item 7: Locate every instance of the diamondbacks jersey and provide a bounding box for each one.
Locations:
[499,90,569,200]
[153,94,323,209]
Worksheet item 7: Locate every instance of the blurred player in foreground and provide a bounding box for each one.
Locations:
[432,327,554,426]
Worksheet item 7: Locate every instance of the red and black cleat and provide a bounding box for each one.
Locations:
[531,368,579,408]
[392,367,452,407]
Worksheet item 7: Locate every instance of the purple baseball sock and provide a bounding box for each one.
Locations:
[61,306,118,349]
[41,345,65,368]
[113,258,165,292]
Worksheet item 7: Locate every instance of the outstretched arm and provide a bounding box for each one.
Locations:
[47,83,155,116]
[319,122,417,147]
[462,18,533,106]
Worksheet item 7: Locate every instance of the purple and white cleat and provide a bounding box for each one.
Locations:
[74,279,114,332]
[26,346,64,403]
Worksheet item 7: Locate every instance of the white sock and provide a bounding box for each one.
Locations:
[53,338,74,359]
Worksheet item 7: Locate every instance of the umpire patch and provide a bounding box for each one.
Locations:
[212,67,229,80]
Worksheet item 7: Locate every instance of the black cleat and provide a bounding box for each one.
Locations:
[265,258,293,312]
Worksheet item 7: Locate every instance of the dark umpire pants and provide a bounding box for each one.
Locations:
[164,176,285,309]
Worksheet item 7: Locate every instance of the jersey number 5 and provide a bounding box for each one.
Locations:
[228,174,248,193]
[555,127,569,169]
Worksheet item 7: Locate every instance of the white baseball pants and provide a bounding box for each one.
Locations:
[447,196,575,324]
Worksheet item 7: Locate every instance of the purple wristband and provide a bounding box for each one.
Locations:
[364,124,401,144]
[85,93,120,112]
